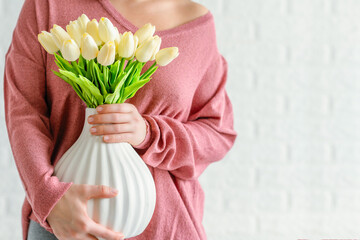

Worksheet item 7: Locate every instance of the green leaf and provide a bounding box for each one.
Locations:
[79,75,104,105]
[132,62,143,84]
[119,58,126,75]
[124,61,140,88]
[127,90,136,99]
[59,69,104,105]
[77,55,87,76]
[71,61,83,76]
[92,62,104,90]
[103,65,110,92]
[93,63,104,84]
[78,55,85,69]
[93,64,107,95]
[117,83,126,103]
[98,77,107,95]
[52,69,88,104]
[124,58,136,72]
[109,60,121,86]
[85,58,89,71]
[111,63,135,93]
[57,50,63,58]
[127,63,141,86]
[123,78,150,100]
[54,59,65,71]
[88,60,97,87]
[104,91,120,104]
[85,59,92,80]
[54,52,73,72]
[58,70,92,102]
[115,70,131,93]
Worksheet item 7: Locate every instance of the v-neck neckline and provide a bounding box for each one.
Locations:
[97,0,213,36]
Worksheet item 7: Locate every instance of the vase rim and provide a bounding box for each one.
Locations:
[85,107,99,117]
[86,107,98,111]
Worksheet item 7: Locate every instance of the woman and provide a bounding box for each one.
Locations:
[4,0,237,239]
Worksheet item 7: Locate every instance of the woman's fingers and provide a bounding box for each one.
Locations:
[96,103,135,113]
[101,133,134,143]
[90,123,134,135]
[88,113,133,124]
[80,184,118,201]
[85,233,101,240]
[87,218,125,240]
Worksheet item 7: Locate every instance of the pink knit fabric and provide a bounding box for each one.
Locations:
[3,0,237,239]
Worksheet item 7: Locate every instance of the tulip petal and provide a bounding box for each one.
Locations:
[38,31,59,54]
[135,36,158,63]
[81,33,98,60]
[118,32,136,59]
[155,47,179,66]
[97,41,116,66]
[99,17,117,43]
[62,39,80,62]
[86,19,103,46]
[50,24,72,50]
[134,23,156,46]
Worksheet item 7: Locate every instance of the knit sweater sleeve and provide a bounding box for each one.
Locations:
[134,53,238,180]
[3,0,73,233]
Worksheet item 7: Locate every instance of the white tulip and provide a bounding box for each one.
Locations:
[62,39,80,62]
[77,14,90,32]
[134,23,155,46]
[97,41,116,66]
[117,31,137,59]
[66,20,83,47]
[135,36,159,63]
[114,27,122,53]
[50,24,72,50]
[155,47,179,66]
[38,31,59,54]
[86,19,103,46]
[149,35,161,61]
[129,36,139,59]
[98,17,117,43]
[81,33,98,60]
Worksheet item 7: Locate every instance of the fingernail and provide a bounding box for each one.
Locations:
[97,106,103,112]
[104,136,110,141]
[111,188,118,194]
[90,127,96,133]
[88,117,93,122]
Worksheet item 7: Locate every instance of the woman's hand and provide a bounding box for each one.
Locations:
[47,184,124,240]
[88,103,147,146]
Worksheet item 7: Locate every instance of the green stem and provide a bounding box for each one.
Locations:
[140,62,157,80]
[71,61,83,76]
[124,58,135,72]
[126,61,141,86]
[119,58,126,76]
[57,50,63,58]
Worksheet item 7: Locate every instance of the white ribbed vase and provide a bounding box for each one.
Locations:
[54,107,156,239]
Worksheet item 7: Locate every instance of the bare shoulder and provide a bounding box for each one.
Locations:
[187,1,209,16]
[180,1,209,20]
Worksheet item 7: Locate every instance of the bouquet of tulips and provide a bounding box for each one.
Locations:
[37,14,179,108]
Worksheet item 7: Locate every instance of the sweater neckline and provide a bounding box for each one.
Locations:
[97,0,213,36]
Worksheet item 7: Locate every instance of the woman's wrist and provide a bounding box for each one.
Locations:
[133,117,151,149]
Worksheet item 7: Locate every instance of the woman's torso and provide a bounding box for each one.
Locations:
[34,0,219,239]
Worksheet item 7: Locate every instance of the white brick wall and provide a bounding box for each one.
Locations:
[1,0,360,239]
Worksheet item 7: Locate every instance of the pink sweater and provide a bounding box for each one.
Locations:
[3,0,237,239]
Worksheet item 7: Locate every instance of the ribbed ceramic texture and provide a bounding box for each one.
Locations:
[54,108,156,239]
